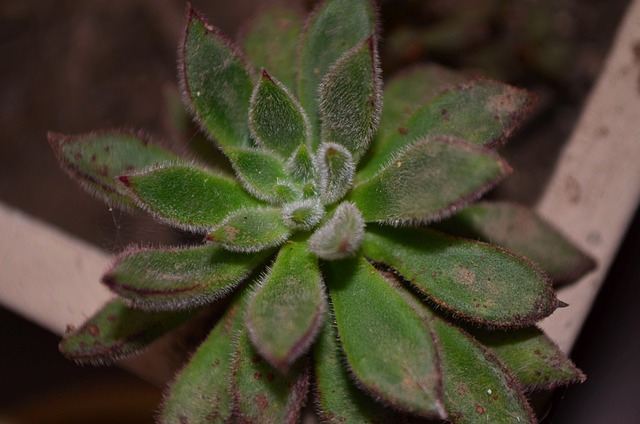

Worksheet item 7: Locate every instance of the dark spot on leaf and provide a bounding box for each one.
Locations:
[124,164,135,172]
[397,127,408,135]
[65,324,76,335]
[104,146,111,152]
[88,324,100,337]
[457,384,468,395]
[255,393,269,410]
[106,314,116,322]
[214,358,220,366]
[90,154,97,162]
[338,238,350,253]
[441,109,450,121]
[475,404,485,415]
[252,354,262,364]
[97,165,109,176]
[254,372,262,380]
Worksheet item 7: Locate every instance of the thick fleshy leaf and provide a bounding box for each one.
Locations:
[102,244,270,311]
[181,6,253,148]
[120,164,260,232]
[375,64,467,140]
[324,257,446,418]
[281,198,325,231]
[362,226,557,327]
[431,316,535,423]
[314,319,398,423]
[232,328,309,423]
[225,147,301,204]
[319,36,381,160]
[59,299,192,365]
[315,142,355,205]
[286,144,317,184]
[435,201,596,285]
[357,80,534,182]
[249,70,310,159]
[160,292,247,423]
[48,131,177,209]
[350,137,511,225]
[297,0,376,144]
[308,202,365,260]
[247,241,326,372]
[207,207,290,253]
[470,326,585,391]
[241,4,303,90]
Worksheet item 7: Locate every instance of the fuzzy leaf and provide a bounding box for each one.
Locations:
[431,316,536,423]
[324,257,445,419]
[316,142,355,205]
[249,70,310,159]
[241,4,303,90]
[59,299,192,365]
[181,6,253,148]
[120,164,260,232]
[247,241,326,372]
[470,326,585,391]
[362,226,557,327]
[160,292,247,423]
[314,319,398,423]
[375,64,467,140]
[350,137,511,225]
[102,244,270,311]
[297,0,376,144]
[319,36,381,160]
[435,201,596,285]
[48,131,177,209]
[286,144,317,184]
[226,147,301,204]
[281,198,324,231]
[308,202,365,260]
[358,80,533,182]
[232,328,309,423]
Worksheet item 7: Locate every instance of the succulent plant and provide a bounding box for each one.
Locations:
[49,1,595,422]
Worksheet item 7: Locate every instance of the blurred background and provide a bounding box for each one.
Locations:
[0,0,636,422]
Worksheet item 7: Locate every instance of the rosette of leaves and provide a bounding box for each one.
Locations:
[49,1,595,422]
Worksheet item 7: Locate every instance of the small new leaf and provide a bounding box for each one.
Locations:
[207,207,290,253]
[315,142,355,205]
[308,202,365,260]
[250,70,311,159]
[281,198,325,231]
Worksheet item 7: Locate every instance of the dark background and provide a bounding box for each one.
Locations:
[1,0,636,422]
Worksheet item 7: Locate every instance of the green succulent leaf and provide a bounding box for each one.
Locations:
[225,147,301,204]
[319,36,381,161]
[316,142,356,205]
[434,201,596,285]
[59,299,192,365]
[48,131,178,210]
[286,144,317,184]
[431,316,536,423]
[102,244,270,311]
[362,226,557,327]
[249,70,311,159]
[351,137,511,225]
[375,64,468,140]
[470,326,586,391]
[324,257,446,419]
[281,198,325,231]
[232,328,309,423]
[247,241,326,372]
[358,80,533,182]
[181,6,253,148]
[120,164,260,232]
[241,4,303,90]
[297,0,376,145]
[207,207,290,253]
[160,291,248,423]
[314,318,398,423]
[308,202,365,260]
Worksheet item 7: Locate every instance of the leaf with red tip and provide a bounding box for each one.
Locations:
[48,131,178,210]
[241,4,303,91]
[362,225,557,328]
[103,244,271,311]
[181,6,253,148]
[232,328,309,423]
[297,0,376,145]
[249,70,311,159]
[246,241,326,372]
[308,202,365,260]
[350,137,511,225]
[358,80,534,182]
[160,291,248,423]
[120,164,260,232]
[319,36,382,161]
[314,318,399,423]
[324,256,446,419]
[59,299,193,365]
[434,201,596,286]
[469,326,586,391]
